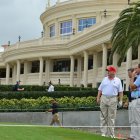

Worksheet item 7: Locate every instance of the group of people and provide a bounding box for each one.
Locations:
[97,65,140,140]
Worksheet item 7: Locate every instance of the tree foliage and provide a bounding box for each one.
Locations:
[110,1,140,66]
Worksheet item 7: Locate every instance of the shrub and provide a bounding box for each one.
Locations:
[0,85,94,92]
[0,95,129,112]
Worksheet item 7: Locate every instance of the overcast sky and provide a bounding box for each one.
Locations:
[0,0,63,46]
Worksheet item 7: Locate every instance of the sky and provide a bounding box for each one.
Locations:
[0,0,62,46]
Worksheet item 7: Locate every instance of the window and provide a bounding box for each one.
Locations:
[78,18,96,31]
[60,21,72,35]
[53,60,70,72]
[50,25,55,37]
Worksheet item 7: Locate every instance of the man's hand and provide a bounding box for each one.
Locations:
[96,97,100,105]
[132,71,137,78]
[118,101,123,108]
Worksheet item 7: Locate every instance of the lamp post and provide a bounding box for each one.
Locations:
[104,9,107,18]
[8,41,10,46]
[72,28,75,35]
[18,36,21,42]
[41,31,44,38]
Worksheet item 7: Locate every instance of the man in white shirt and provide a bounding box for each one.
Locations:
[48,81,54,92]
[96,66,123,138]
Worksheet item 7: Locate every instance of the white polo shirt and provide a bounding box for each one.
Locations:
[48,85,54,92]
[98,76,123,96]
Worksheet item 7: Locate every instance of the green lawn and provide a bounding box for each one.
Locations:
[0,126,117,140]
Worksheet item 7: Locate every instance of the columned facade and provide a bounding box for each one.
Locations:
[55,19,59,39]
[126,47,132,91]
[23,61,28,85]
[70,56,74,87]
[12,64,16,84]
[102,44,107,77]
[0,0,135,89]
[92,52,98,88]
[6,63,10,84]
[77,56,82,87]
[83,51,88,87]
[16,60,20,81]
[126,47,132,90]
[113,52,119,68]
[45,59,51,84]
[39,57,43,85]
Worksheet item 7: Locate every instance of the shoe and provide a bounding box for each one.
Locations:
[101,134,106,137]
[110,135,115,138]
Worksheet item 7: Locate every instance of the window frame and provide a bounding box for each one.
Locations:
[60,20,72,36]
[78,17,96,32]
[50,24,55,37]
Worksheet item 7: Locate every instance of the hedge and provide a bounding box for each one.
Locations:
[0,95,128,112]
[0,90,97,99]
[0,85,95,92]
[0,90,129,100]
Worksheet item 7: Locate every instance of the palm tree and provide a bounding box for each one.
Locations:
[110,1,140,66]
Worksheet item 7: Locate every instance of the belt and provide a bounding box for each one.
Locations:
[131,97,140,101]
[102,95,117,98]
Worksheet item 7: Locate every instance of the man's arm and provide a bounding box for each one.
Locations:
[17,88,24,91]
[118,92,123,102]
[130,71,137,90]
[130,77,137,90]
[96,90,102,104]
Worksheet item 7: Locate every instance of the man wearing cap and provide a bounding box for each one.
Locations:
[96,66,123,138]
[13,80,24,91]
[127,64,140,140]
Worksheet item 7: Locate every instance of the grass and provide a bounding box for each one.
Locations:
[0,126,117,140]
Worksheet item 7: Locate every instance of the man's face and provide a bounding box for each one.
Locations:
[108,71,115,78]
[128,71,132,78]
[135,65,140,74]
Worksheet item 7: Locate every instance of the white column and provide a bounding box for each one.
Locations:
[72,15,77,35]
[6,63,10,85]
[45,59,51,84]
[92,52,98,88]
[126,47,132,91]
[12,64,16,84]
[83,51,88,87]
[39,57,43,86]
[23,61,28,85]
[102,44,107,77]
[77,57,82,87]
[70,56,74,87]
[96,12,102,23]
[138,45,140,63]
[113,52,119,68]
[16,60,20,81]
[55,19,59,39]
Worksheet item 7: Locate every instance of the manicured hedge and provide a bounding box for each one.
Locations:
[0,85,95,92]
[0,90,98,99]
[0,95,128,112]
[0,90,129,100]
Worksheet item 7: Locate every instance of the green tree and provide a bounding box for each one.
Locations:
[110,1,140,66]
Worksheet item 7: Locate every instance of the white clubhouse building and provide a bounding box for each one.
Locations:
[0,0,139,90]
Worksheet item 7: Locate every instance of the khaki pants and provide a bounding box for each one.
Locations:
[129,98,140,140]
[50,113,61,126]
[100,95,118,137]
